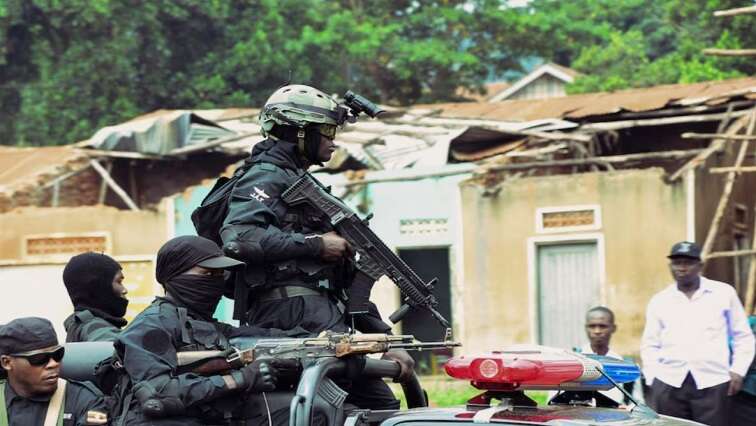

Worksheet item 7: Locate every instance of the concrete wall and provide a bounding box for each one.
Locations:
[0,205,168,338]
[459,168,688,357]
[0,205,168,260]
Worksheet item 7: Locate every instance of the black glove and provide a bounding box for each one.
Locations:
[230,359,302,393]
[239,359,278,392]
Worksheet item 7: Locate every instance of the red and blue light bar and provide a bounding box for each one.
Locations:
[444,345,640,391]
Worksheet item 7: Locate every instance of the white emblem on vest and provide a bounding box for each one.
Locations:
[251,187,270,202]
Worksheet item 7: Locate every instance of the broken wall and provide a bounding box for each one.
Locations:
[459,168,688,357]
[0,205,169,337]
[0,205,168,260]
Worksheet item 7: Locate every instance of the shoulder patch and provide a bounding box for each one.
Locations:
[251,186,271,202]
[86,410,108,425]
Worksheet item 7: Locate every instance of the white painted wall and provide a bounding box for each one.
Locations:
[0,263,72,340]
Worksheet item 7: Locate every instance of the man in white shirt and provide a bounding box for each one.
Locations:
[641,241,755,426]
[580,306,625,404]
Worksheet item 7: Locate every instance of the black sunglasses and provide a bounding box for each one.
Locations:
[11,346,65,366]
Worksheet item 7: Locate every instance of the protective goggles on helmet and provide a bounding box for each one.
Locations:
[11,346,65,366]
[316,124,337,139]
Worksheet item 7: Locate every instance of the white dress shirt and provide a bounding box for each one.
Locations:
[640,276,755,389]
[579,344,625,403]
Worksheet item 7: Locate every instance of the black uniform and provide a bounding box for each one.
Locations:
[222,138,390,334]
[221,138,400,410]
[0,379,108,426]
[114,297,301,425]
[64,310,123,343]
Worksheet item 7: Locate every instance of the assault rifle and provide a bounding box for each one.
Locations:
[141,332,455,419]
[281,173,451,330]
[177,331,460,375]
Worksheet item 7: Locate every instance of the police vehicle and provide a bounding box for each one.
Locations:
[61,343,704,425]
[347,345,704,426]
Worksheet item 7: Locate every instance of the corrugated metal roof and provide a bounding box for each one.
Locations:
[417,77,756,121]
[0,146,88,194]
[456,81,513,102]
[547,62,581,79]
[87,111,235,155]
[124,108,258,123]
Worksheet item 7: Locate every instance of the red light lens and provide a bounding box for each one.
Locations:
[478,359,499,379]
[444,347,595,391]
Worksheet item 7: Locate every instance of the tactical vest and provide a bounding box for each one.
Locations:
[0,380,64,426]
[243,163,346,293]
[172,304,231,352]
[112,301,233,424]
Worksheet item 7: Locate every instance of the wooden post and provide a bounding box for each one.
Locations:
[51,181,60,207]
[706,249,756,259]
[682,133,756,141]
[97,160,113,204]
[90,159,140,211]
[709,166,756,174]
[745,209,756,314]
[703,48,756,57]
[668,107,747,182]
[714,5,756,17]
[701,111,756,260]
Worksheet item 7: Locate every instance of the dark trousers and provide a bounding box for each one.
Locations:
[730,391,756,426]
[652,374,730,426]
[344,377,400,410]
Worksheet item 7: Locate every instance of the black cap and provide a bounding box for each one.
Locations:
[156,235,244,284]
[0,317,59,356]
[667,241,702,260]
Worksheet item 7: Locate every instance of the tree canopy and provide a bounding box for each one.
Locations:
[1,0,753,146]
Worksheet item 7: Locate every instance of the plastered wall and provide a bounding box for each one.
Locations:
[459,168,688,358]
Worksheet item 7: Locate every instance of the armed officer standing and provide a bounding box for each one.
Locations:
[219,84,413,410]
[0,317,109,425]
[114,236,300,425]
[63,252,129,343]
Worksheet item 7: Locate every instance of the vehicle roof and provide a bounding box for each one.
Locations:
[377,406,702,426]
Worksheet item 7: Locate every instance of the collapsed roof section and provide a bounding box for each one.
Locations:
[3,77,755,212]
[419,77,756,122]
[78,108,261,158]
[397,77,756,185]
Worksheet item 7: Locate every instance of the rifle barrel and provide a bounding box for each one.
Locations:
[388,342,461,351]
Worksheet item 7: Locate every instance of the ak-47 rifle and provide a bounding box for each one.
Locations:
[281,173,450,331]
[138,332,458,418]
[177,331,460,376]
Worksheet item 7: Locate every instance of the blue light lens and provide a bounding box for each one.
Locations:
[583,354,641,386]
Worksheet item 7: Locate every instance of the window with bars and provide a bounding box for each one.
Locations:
[536,206,601,234]
[24,234,109,258]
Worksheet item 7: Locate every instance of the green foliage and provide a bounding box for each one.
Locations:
[389,379,550,409]
[531,0,754,94]
[1,0,753,146]
[0,0,532,146]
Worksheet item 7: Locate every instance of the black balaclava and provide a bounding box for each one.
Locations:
[302,125,324,166]
[264,125,323,166]
[63,252,128,324]
[156,236,228,320]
